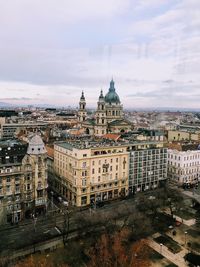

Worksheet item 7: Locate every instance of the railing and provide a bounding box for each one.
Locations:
[35,198,47,206]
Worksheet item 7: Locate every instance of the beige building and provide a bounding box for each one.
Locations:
[53,138,167,207]
[168,130,200,142]
[54,141,129,206]
[0,134,48,225]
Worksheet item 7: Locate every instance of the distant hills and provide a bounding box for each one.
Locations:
[0,102,13,107]
[0,101,199,112]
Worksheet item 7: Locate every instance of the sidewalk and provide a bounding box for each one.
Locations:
[147,238,188,267]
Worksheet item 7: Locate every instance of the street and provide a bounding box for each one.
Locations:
[0,196,138,256]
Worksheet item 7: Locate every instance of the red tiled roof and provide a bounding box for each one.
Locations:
[103,133,121,141]
[46,146,54,158]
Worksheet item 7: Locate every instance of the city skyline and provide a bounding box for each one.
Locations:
[0,0,200,108]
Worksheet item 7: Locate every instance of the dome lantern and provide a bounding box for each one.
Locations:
[105,79,121,104]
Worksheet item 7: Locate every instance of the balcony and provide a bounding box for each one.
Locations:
[35,198,47,207]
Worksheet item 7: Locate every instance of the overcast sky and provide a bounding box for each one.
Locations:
[0,0,200,108]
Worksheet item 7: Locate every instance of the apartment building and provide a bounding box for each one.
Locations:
[1,122,48,139]
[0,134,48,224]
[54,140,129,206]
[168,148,200,186]
[129,147,167,194]
[168,130,200,142]
[53,138,167,207]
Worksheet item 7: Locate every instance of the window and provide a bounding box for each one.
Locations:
[15,185,20,193]
[27,184,31,190]
[37,190,43,198]
[82,179,87,186]
[98,168,101,173]
[6,185,11,193]
[81,196,87,205]
[92,169,95,174]
[82,162,86,168]
[83,154,87,157]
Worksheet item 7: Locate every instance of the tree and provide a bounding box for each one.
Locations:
[160,186,184,216]
[13,255,69,267]
[87,229,150,267]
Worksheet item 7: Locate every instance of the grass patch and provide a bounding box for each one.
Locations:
[191,242,200,251]
[175,210,195,220]
[185,253,200,266]
[154,235,182,254]
[187,228,200,238]
[148,247,164,261]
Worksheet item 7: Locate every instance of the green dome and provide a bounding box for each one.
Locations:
[105,80,120,104]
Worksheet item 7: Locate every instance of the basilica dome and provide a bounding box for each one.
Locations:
[105,79,121,104]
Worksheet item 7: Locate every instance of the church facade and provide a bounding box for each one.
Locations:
[78,80,132,136]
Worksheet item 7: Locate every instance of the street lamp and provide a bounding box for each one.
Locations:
[160,243,163,254]
[184,231,188,246]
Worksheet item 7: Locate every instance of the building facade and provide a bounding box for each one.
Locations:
[168,149,200,187]
[53,138,167,207]
[0,134,48,225]
[54,141,129,206]
[168,130,200,142]
[129,147,167,194]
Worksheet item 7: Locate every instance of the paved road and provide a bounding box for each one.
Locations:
[0,187,169,256]
[0,196,138,255]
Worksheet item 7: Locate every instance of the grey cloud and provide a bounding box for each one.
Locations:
[0,97,41,101]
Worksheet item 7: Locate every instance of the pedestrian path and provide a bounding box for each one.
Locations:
[147,238,188,267]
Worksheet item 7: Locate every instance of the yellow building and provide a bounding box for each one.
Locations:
[168,130,200,142]
[53,137,167,207]
[54,141,129,206]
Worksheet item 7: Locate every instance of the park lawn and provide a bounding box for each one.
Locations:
[148,247,164,260]
[185,252,200,266]
[175,209,195,220]
[154,235,182,254]
[187,228,200,238]
[191,241,200,252]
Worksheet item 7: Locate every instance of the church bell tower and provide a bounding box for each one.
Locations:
[78,91,87,123]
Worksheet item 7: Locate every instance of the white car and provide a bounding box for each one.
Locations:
[63,201,69,207]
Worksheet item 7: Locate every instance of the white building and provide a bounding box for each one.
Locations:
[168,149,200,186]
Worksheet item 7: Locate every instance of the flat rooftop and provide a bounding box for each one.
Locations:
[55,138,164,150]
[0,139,26,147]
